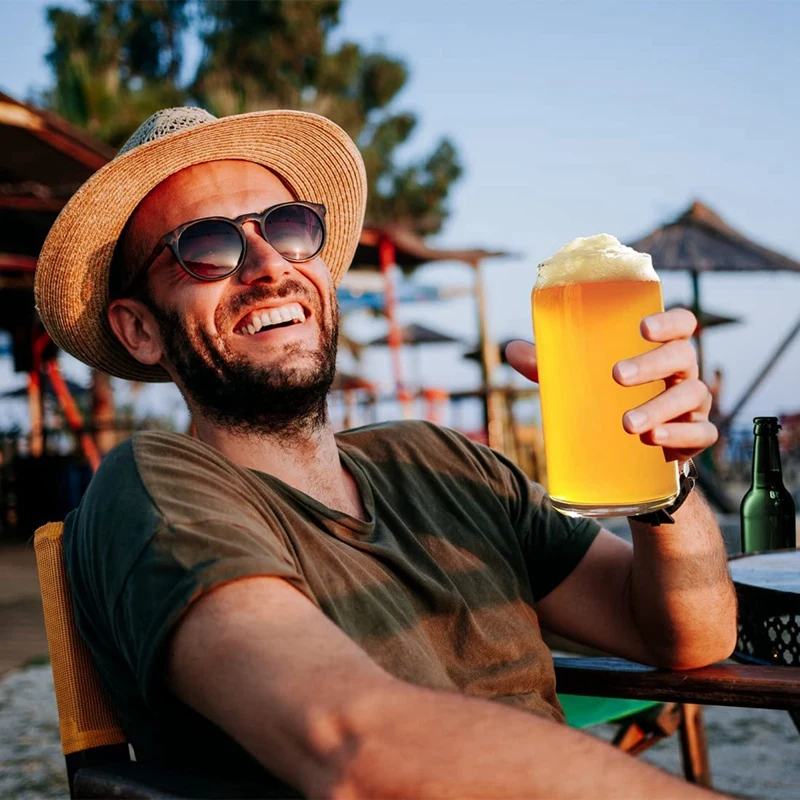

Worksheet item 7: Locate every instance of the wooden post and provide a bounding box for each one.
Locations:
[91,370,116,456]
[378,236,409,416]
[474,260,504,451]
[678,703,712,787]
[691,270,704,381]
[46,361,101,472]
[720,313,800,434]
[27,370,43,457]
[28,330,53,457]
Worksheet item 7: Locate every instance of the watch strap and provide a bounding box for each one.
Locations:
[629,460,697,526]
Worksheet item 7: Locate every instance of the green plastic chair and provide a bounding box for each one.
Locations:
[559,690,709,785]
[560,694,658,729]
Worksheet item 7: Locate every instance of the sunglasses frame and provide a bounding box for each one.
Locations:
[122,201,327,295]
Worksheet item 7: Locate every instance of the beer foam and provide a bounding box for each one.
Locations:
[535,234,658,290]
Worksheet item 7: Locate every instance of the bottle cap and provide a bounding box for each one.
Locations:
[753,416,781,434]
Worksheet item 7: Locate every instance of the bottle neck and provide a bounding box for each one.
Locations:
[752,433,784,488]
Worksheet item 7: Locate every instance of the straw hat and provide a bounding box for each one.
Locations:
[35,107,368,382]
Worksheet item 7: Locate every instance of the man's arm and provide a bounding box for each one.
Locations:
[507,308,738,669]
[536,492,737,668]
[167,575,722,798]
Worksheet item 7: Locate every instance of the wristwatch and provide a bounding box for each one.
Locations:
[629,460,697,526]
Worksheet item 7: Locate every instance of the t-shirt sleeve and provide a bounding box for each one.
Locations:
[513,476,601,600]
[426,425,601,601]
[65,432,313,708]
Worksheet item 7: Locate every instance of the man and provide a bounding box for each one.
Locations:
[36,107,736,798]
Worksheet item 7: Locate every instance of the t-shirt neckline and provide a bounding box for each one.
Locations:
[249,444,376,535]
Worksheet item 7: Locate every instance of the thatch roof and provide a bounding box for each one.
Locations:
[367,323,462,347]
[355,225,511,273]
[665,304,741,330]
[0,92,114,271]
[629,201,800,273]
[463,338,518,365]
[0,374,87,400]
[0,94,115,361]
[0,92,510,280]
[331,371,374,392]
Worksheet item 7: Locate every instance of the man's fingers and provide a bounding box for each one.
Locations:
[640,421,719,451]
[640,307,698,343]
[614,340,699,386]
[505,340,538,383]
[622,379,710,434]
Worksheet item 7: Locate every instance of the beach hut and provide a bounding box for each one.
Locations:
[354,225,511,448]
[0,92,114,469]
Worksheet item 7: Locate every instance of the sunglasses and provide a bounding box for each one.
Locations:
[123,201,327,294]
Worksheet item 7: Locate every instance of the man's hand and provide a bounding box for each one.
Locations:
[612,307,717,464]
[505,308,718,464]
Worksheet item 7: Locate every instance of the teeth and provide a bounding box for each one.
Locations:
[237,302,307,335]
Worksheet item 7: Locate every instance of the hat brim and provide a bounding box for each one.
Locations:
[35,110,367,382]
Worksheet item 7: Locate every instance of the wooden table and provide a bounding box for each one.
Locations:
[554,551,800,734]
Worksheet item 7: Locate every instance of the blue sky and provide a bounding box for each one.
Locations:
[0,0,798,427]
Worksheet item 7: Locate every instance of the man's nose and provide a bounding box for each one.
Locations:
[237,220,292,284]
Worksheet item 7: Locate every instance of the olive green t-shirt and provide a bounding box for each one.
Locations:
[64,421,599,787]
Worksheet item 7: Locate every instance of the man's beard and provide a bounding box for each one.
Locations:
[149,279,338,440]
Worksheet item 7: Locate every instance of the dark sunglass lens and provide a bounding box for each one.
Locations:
[263,205,324,262]
[178,220,243,278]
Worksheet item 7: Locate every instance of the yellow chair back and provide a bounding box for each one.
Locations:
[33,521,127,756]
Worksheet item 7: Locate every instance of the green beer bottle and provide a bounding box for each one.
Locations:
[740,417,796,553]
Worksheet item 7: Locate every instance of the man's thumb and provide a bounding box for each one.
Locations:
[504,340,538,383]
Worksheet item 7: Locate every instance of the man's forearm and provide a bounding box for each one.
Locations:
[327,679,722,799]
[627,489,738,668]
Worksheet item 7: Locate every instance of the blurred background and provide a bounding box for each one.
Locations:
[1,0,799,536]
[0,2,798,796]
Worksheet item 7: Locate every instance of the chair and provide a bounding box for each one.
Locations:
[34,521,274,799]
[35,520,800,798]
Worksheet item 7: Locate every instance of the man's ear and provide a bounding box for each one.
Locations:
[107,298,165,366]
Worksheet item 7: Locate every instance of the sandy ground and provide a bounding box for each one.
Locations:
[1,664,798,799]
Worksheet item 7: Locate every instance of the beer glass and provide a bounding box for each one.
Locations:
[532,234,679,517]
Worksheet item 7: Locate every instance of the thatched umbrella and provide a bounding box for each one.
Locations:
[367,323,463,348]
[331,371,375,392]
[0,375,87,400]
[629,201,800,381]
[462,307,738,371]
[665,304,741,332]
[463,338,518,366]
[330,371,376,429]
[367,323,463,389]
[353,226,512,449]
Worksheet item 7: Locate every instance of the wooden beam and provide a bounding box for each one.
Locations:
[0,99,110,170]
[720,313,800,433]
[28,126,110,171]
[0,254,37,271]
[0,195,65,212]
[554,656,800,710]
[0,275,34,289]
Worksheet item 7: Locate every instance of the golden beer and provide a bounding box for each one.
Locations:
[532,236,679,517]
